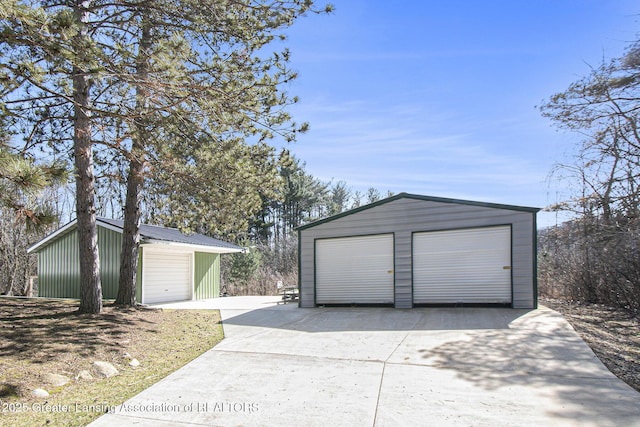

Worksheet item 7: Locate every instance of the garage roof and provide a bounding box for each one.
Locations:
[297,192,540,231]
[28,217,244,254]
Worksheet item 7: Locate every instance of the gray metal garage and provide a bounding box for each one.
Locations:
[297,193,540,309]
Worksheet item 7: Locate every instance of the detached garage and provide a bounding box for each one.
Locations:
[28,217,243,304]
[298,193,540,309]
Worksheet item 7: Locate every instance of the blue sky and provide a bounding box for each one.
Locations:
[278,1,639,228]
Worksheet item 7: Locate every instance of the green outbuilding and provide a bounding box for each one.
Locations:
[27,217,243,304]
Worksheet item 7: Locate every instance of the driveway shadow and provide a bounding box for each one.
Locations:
[403,312,640,426]
[220,304,640,426]
[221,305,534,332]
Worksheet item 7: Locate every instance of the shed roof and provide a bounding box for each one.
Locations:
[28,217,243,254]
[297,192,540,231]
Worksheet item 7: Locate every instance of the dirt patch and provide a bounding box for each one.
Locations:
[0,297,223,426]
[542,298,640,393]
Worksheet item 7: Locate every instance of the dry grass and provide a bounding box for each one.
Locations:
[0,297,223,426]
[542,298,640,393]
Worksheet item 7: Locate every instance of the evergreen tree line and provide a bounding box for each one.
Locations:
[0,141,391,297]
[248,151,391,245]
[222,153,393,296]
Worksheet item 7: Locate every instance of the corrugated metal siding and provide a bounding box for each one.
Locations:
[315,234,394,304]
[194,252,220,300]
[36,225,122,299]
[37,229,81,298]
[299,197,537,309]
[97,226,122,299]
[413,226,511,304]
[394,231,412,308]
[142,248,192,304]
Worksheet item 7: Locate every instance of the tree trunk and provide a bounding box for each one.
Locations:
[116,143,144,305]
[116,19,151,306]
[116,162,143,306]
[73,0,102,314]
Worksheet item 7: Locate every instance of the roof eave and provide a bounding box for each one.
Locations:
[28,218,243,254]
[27,219,78,253]
[141,239,244,254]
[297,192,541,231]
[95,218,125,233]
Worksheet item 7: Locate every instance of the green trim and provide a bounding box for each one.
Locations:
[312,237,316,306]
[510,224,514,309]
[297,228,302,308]
[392,233,397,308]
[296,192,541,231]
[533,213,539,309]
[410,231,414,309]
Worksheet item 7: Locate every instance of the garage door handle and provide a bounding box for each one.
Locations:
[387,270,394,274]
[503,266,511,270]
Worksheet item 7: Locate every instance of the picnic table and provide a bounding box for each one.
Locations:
[278,286,299,304]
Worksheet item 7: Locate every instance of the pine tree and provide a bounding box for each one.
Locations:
[2,0,333,309]
[0,140,67,226]
[112,1,333,305]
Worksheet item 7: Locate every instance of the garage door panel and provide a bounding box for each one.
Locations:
[316,234,394,304]
[144,250,192,304]
[413,226,511,304]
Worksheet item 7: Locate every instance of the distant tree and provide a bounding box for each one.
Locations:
[366,187,382,204]
[222,232,298,295]
[278,154,329,237]
[351,190,363,209]
[328,181,351,215]
[226,241,261,294]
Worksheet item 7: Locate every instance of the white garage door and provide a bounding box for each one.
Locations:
[143,249,192,304]
[413,226,511,304]
[316,234,394,304]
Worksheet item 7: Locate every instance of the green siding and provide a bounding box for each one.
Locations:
[38,229,81,298]
[98,226,122,299]
[194,252,220,299]
[36,227,220,302]
[37,225,122,299]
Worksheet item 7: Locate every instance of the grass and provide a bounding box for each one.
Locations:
[0,297,224,427]
[2,296,637,425]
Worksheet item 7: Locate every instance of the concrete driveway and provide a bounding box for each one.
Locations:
[90,297,640,427]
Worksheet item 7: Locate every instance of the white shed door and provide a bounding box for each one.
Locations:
[316,234,394,304]
[413,226,511,304]
[143,250,192,304]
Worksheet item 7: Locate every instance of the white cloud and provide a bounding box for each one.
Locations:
[285,98,557,216]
